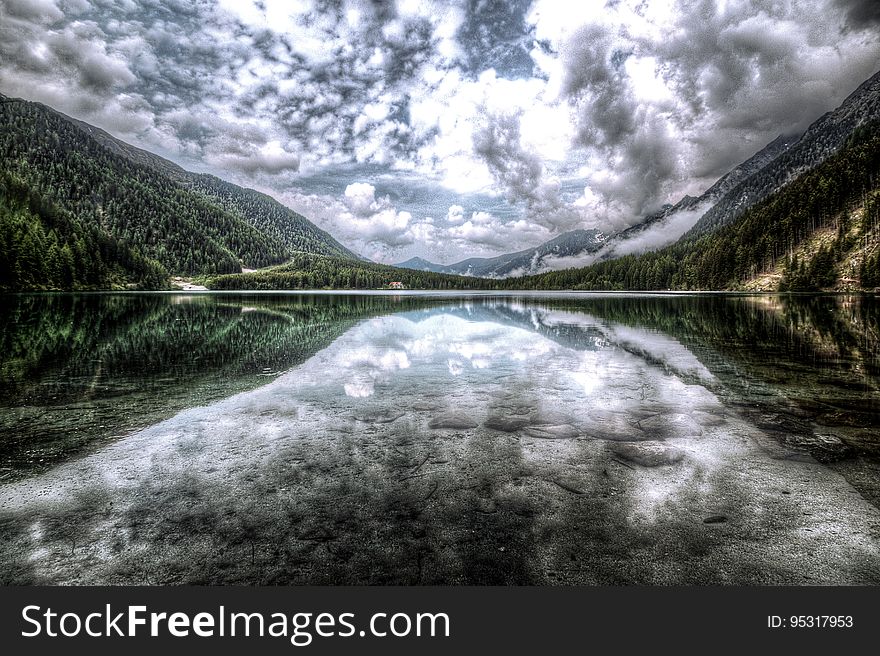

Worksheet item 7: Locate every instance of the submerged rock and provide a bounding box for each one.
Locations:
[638,413,703,439]
[523,424,580,440]
[529,410,574,426]
[492,403,537,416]
[609,441,685,467]
[352,409,405,424]
[703,515,727,524]
[588,410,648,441]
[428,411,478,429]
[691,410,727,427]
[411,401,441,412]
[546,477,585,494]
[484,415,531,432]
[476,497,497,514]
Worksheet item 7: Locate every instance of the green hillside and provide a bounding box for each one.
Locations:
[202,252,493,290]
[0,96,357,290]
[496,123,880,292]
[0,171,167,290]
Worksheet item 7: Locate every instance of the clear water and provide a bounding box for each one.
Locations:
[1,292,879,584]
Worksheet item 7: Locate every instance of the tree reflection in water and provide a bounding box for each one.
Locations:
[0,292,878,584]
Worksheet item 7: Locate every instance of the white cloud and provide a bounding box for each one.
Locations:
[2,0,879,265]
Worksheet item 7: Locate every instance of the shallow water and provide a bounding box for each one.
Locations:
[1,292,879,584]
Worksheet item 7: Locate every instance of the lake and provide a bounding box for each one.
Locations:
[1,292,879,584]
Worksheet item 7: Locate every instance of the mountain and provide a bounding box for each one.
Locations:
[591,132,800,260]
[394,256,455,274]
[395,228,606,277]
[395,129,803,279]
[202,251,495,291]
[482,70,880,272]
[65,115,360,260]
[495,118,880,292]
[686,69,880,236]
[0,169,168,291]
[0,94,357,290]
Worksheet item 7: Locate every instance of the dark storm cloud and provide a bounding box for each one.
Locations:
[472,112,542,204]
[835,0,880,29]
[559,22,677,218]
[541,0,880,226]
[653,0,880,179]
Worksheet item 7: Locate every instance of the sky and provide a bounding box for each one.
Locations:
[2,0,880,264]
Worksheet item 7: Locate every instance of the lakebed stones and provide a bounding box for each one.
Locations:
[529,410,574,425]
[484,415,532,432]
[608,441,685,467]
[352,409,405,424]
[523,424,581,440]
[410,401,442,412]
[481,408,584,439]
[428,411,479,430]
[522,410,580,440]
[690,410,727,427]
[545,476,585,495]
[587,409,647,441]
[637,413,703,439]
[749,431,815,462]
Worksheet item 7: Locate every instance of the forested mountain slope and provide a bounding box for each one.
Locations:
[67,115,358,260]
[394,129,802,278]
[203,252,494,290]
[0,170,167,290]
[394,229,606,277]
[496,123,880,292]
[0,95,356,290]
[687,70,880,237]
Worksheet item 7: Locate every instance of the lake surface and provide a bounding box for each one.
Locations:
[1,292,879,584]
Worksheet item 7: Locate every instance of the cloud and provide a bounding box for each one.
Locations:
[1,0,62,22]
[344,182,382,217]
[471,110,589,232]
[446,204,465,224]
[835,0,880,29]
[446,211,551,251]
[284,182,432,261]
[522,0,880,230]
[472,111,542,206]
[209,148,300,176]
[284,185,550,263]
[603,205,710,259]
[1,0,879,265]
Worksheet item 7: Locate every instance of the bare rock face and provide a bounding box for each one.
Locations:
[609,441,685,467]
[428,411,478,429]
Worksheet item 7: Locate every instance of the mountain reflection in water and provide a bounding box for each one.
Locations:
[1,292,879,584]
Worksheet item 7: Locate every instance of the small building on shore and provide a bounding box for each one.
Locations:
[387,281,406,289]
